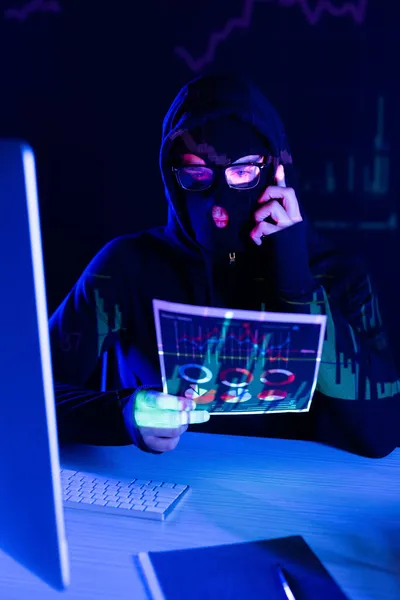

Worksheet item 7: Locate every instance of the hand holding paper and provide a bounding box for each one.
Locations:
[134,390,210,452]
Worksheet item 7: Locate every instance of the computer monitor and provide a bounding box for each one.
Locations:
[0,140,70,591]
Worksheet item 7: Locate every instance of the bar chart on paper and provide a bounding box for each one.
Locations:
[153,300,327,415]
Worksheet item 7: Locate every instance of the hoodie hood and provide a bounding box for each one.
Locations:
[160,72,296,256]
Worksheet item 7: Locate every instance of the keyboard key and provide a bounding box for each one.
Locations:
[129,483,145,491]
[69,495,82,502]
[93,477,109,484]
[119,502,133,509]
[155,502,171,509]
[61,469,77,478]
[105,479,122,486]
[117,490,131,498]
[173,484,188,492]
[161,487,182,495]
[157,491,180,500]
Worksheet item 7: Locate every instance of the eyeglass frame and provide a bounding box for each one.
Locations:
[171,161,271,191]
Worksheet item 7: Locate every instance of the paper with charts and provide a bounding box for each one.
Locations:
[153,300,327,415]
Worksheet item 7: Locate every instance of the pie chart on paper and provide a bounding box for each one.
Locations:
[184,384,216,403]
[222,390,252,403]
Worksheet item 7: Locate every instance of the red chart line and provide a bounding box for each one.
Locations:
[174,0,368,72]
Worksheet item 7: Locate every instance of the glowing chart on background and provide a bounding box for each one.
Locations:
[153,300,327,415]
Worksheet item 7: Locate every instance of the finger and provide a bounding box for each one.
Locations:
[250,220,280,245]
[135,410,184,429]
[137,391,196,412]
[257,185,301,222]
[257,185,294,204]
[140,424,188,438]
[155,394,196,412]
[188,410,210,425]
[275,164,286,187]
[142,434,181,453]
[136,409,209,429]
[254,199,292,227]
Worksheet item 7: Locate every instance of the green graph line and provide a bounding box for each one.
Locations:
[312,96,394,232]
[94,288,123,357]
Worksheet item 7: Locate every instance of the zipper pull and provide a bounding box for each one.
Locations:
[229,252,236,265]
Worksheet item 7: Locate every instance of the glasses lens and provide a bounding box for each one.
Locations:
[226,165,261,189]
[177,166,214,191]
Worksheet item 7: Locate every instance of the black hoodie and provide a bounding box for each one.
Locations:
[50,73,400,458]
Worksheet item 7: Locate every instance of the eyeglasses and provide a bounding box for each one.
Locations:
[172,162,269,192]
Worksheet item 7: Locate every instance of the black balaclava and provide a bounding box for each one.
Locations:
[161,73,341,309]
[171,115,275,263]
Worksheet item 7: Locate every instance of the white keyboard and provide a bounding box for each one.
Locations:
[61,469,189,521]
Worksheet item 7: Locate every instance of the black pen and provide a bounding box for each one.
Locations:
[276,564,297,600]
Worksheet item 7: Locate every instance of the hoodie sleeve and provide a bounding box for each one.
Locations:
[265,222,400,458]
[49,239,156,450]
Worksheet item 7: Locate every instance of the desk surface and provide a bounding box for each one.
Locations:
[1,433,399,600]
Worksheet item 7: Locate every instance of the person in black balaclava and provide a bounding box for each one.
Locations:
[49,72,400,458]
[168,113,307,311]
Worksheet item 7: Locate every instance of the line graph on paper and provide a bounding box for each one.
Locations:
[174,0,368,72]
[153,301,326,415]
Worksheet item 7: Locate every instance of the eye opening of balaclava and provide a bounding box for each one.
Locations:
[169,114,276,262]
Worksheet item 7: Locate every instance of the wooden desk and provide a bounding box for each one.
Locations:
[1,433,399,599]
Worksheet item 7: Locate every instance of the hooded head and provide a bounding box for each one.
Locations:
[160,72,311,265]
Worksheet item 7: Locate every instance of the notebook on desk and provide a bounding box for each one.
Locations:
[135,535,349,600]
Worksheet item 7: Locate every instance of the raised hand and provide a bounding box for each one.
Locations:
[250,165,303,246]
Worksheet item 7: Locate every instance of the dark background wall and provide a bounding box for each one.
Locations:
[1,0,399,362]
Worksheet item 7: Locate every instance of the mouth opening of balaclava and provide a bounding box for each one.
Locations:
[170,114,275,262]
